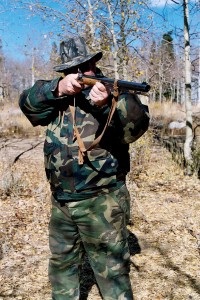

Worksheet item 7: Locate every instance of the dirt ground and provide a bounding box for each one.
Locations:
[0,136,200,300]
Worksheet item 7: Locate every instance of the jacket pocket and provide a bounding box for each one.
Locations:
[43,141,73,192]
[43,141,58,182]
[73,149,118,192]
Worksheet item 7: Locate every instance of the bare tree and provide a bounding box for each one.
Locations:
[183,0,193,174]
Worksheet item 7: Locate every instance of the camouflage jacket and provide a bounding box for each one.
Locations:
[19,77,150,201]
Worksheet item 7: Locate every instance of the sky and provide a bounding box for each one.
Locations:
[0,1,57,60]
[0,0,199,62]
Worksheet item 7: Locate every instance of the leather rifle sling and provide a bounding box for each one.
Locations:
[69,105,87,165]
[69,80,119,165]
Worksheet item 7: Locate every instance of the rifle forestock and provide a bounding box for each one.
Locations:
[78,74,151,93]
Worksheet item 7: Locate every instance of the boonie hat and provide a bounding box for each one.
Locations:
[53,36,102,72]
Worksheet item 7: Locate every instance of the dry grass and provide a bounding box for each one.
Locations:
[127,141,200,300]
[149,101,200,123]
[0,102,45,138]
[149,102,185,122]
[0,134,199,300]
[0,101,200,299]
[1,101,200,138]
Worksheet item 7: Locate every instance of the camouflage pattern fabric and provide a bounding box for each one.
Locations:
[19,79,149,201]
[53,36,102,72]
[49,184,134,300]
[18,73,149,299]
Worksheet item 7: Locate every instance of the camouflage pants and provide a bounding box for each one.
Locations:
[48,184,134,300]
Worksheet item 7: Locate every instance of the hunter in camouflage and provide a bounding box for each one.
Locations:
[19,36,150,300]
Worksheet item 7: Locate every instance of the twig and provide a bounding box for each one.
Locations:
[13,141,43,164]
[171,0,180,4]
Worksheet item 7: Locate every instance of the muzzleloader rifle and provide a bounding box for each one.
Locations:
[73,73,150,165]
[77,74,151,93]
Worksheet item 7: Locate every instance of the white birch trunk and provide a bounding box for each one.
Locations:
[198,46,200,103]
[120,0,128,80]
[106,0,119,79]
[183,0,193,174]
[176,80,179,103]
[158,61,163,102]
[31,49,35,86]
[87,0,96,48]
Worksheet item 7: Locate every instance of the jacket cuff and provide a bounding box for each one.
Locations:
[44,77,63,100]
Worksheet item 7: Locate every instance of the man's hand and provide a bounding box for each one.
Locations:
[55,74,110,107]
[56,74,82,97]
[89,82,110,106]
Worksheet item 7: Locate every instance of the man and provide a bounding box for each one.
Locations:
[19,36,149,300]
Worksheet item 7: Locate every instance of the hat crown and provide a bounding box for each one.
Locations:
[53,36,102,72]
[60,37,88,63]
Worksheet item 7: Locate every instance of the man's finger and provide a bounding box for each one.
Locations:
[94,81,106,92]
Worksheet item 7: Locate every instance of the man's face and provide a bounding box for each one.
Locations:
[66,58,96,76]
[79,58,96,75]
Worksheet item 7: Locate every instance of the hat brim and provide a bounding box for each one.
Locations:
[53,51,102,73]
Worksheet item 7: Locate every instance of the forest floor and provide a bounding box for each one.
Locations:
[0,136,200,300]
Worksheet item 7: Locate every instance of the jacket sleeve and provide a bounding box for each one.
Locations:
[19,77,62,126]
[116,92,150,143]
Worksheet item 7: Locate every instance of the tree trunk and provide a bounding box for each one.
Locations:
[106,0,119,79]
[183,0,193,175]
[31,49,35,86]
[87,0,96,48]
[198,46,200,104]
[176,79,179,103]
[119,0,128,80]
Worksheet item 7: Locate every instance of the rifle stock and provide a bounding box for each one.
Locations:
[78,74,151,93]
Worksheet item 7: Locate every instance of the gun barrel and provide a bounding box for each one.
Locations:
[79,74,151,93]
